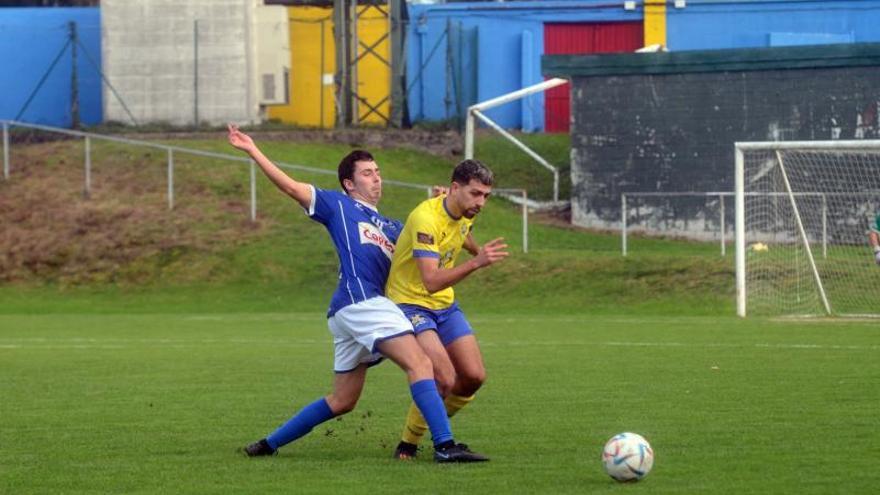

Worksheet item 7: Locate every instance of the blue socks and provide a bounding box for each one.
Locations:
[410,379,454,446]
[265,381,452,451]
[266,398,335,450]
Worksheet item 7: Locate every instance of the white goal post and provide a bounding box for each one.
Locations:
[735,140,880,318]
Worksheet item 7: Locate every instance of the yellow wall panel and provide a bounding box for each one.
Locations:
[267,5,391,128]
[643,0,667,48]
[268,6,335,128]
[353,6,390,125]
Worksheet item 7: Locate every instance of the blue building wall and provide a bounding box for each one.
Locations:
[406,1,640,131]
[667,0,880,50]
[0,8,102,127]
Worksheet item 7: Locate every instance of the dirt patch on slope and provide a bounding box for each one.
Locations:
[0,142,269,285]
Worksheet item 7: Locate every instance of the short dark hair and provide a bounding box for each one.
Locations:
[452,159,494,187]
[337,150,374,194]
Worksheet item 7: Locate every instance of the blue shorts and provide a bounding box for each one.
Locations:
[397,302,474,347]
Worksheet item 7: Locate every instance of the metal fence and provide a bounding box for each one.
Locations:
[1,120,529,252]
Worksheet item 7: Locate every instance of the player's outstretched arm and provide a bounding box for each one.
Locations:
[416,237,508,293]
[227,124,312,210]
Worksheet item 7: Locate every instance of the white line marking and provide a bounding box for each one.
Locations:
[0,338,875,351]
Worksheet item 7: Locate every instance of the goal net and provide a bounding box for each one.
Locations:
[735,141,880,317]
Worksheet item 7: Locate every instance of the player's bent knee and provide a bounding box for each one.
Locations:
[327,397,358,415]
[326,394,359,415]
[435,369,457,397]
[457,369,486,396]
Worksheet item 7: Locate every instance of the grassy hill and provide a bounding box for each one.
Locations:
[0,131,735,315]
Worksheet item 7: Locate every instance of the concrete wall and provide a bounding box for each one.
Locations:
[102,0,260,126]
[544,44,880,235]
[0,7,102,127]
[406,1,640,130]
[667,0,880,50]
[255,5,290,107]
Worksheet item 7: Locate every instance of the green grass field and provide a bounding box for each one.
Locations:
[1,311,878,494]
[2,134,878,493]
[744,244,880,316]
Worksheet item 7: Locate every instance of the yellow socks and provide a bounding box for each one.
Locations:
[401,394,475,445]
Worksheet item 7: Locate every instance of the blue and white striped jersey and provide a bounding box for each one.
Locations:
[306,186,403,317]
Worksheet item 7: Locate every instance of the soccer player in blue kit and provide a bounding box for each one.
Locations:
[227,124,486,463]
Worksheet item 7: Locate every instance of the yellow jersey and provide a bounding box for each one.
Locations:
[386,195,474,309]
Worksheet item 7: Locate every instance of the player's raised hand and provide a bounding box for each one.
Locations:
[474,237,508,268]
[431,185,449,197]
[227,123,256,153]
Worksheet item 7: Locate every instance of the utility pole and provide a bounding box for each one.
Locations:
[194,19,200,128]
[389,0,406,128]
[69,21,80,129]
[333,0,352,127]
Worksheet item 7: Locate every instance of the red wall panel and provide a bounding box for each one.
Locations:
[544,22,644,133]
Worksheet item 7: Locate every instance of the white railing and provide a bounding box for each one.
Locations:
[1,120,530,252]
[464,77,568,202]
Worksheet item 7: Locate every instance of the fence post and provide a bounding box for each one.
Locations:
[522,190,528,253]
[250,160,257,222]
[464,110,475,159]
[621,194,627,256]
[719,193,726,256]
[84,136,91,198]
[167,148,174,210]
[2,122,9,180]
[553,169,559,203]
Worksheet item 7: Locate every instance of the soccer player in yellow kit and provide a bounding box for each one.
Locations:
[386,159,509,460]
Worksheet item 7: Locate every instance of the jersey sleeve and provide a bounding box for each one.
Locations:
[408,209,440,259]
[306,186,339,225]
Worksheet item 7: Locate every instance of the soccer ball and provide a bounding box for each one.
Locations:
[601,432,654,482]
[751,242,769,252]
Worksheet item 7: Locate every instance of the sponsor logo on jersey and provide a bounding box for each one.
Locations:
[417,232,435,245]
[359,222,395,259]
[370,214,393,231]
